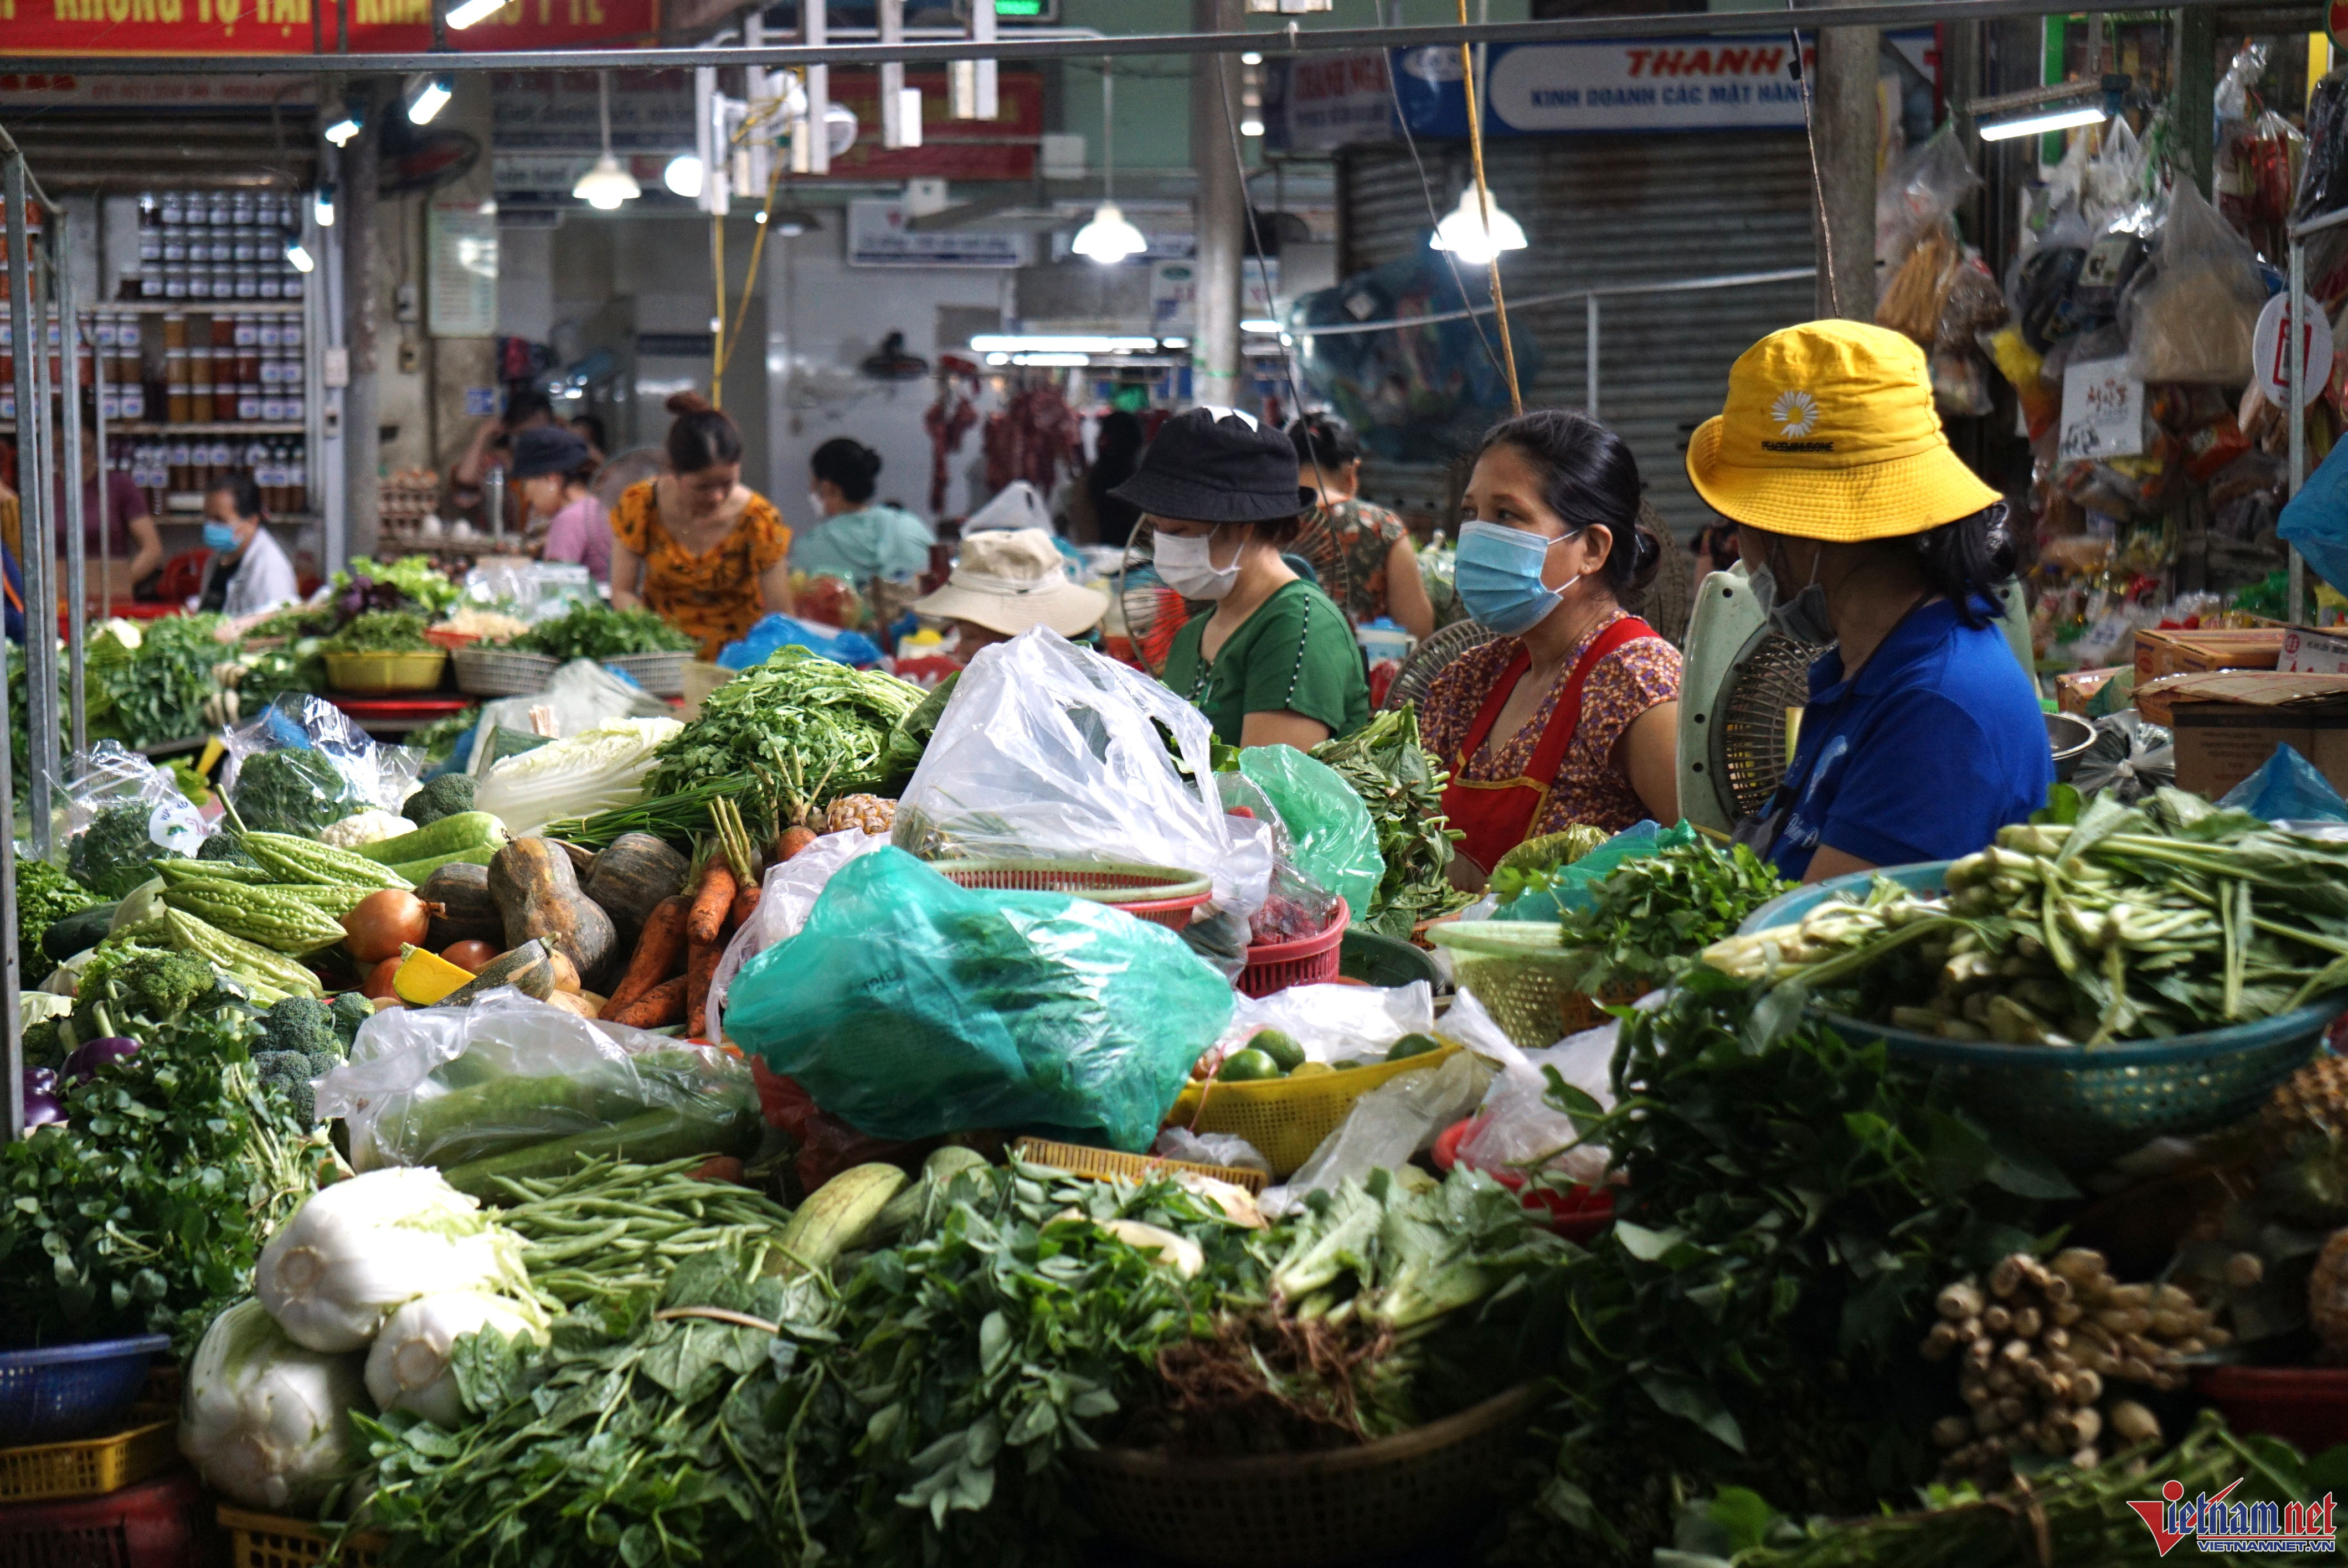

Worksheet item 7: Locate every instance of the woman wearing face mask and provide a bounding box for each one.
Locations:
[611,392,794,661]
[1116,407,1370,749]
[1687,319,2048,884]
[1419,411,1681,885]
[790,438,936,586]
[193,473,300,628]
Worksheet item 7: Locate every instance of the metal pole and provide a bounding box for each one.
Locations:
[1,153,28,1145]
[2291,236,2308,626]
[1192,0,1245,408]
[24,221,58,863]
[55,208,84,759]
[1585,295,1599,418]
[344,111,382,562]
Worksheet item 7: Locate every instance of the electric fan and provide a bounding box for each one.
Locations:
[1114,520,1198,677]
[1378,620,1501,712]
[1286,508,1354,622]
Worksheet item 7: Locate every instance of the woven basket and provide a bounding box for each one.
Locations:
[451,647,559,697]
[1427,922,1636,1050]
[928,859,1212,931]
[600,651,689,697]
[218,1506,384,1568]
[1073,1383,1540,1568]
[1167,1044,1462,1178]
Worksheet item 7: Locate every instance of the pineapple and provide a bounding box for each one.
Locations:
[825,794,897,835]
[2258,1058,2348,1224]
[2312,1229,2348,1358]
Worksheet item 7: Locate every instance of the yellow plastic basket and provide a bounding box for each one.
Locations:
[322,649,449,695]
[1166,1045,1462,1178]
[1012,1136,1268,1194]
[218,1505,385,1568]
[0,1409,178,1504]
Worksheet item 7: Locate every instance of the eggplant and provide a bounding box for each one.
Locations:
[61,1035,140,1084]
[21,1069,63,1129]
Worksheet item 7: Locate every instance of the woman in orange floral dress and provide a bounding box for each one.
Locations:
[610,392,794,659]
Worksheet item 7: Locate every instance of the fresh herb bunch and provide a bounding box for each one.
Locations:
[881,670,957,793]
[337,555,459,618]
[68,802,189,898]
[247,602,337,641]
[17,859,97,980]
[0,988,336,1350]
[90,615,227,749]
[1310,706,1471,939]
[318,611,432,654]
[642,647,925,804]
[1497,972,2066,1567]
[236,639,328,710]
[1549,836,1790,998]
[543,775,778,851]
[511,602,695,661]
[231,747,359,836]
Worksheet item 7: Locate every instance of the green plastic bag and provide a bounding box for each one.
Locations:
[724,848,1234,1151]
[1235,745,1384,920]
[1495,820,1699,922]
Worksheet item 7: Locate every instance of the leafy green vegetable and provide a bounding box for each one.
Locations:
[68,802,191,898]
[1549,835,1790,998]
[339,555,461,617]
[237,638,328,711]
[247,603,338,641]
[319,611,433,654]
[1310,707,1471,938]
[403,709,481,768]
[89,615,228,750]
[881,671,957,792]
[71,945,217,1041]
[1489,825,1613,905]
[642,647,925,804]
[16,859,97,981]
[230,747,360,837]
[511,602,695,661]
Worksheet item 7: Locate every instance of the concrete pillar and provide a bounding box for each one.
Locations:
[1191,0,1245,408]
[428,73,498,502]
[1808,3,1878,324]
[343,104,382,561]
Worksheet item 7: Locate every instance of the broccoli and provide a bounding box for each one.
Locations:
[251,1048,338,1124]
[198,829,257,866]
[67,803,188,900]
[328,992,375,1049]
[71,947,215,1041]
[232,748,357,837]
[401,772,476,827]
[21,1017,61,1069]
[259,996,342,1060]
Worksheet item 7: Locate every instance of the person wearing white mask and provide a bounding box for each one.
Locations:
[1114,406,1369,749]
[791,437,936,585]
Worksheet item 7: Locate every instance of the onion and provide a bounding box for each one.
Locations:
[361,956,403,1002]
[62,1036,141,1084]
[342,889,431,965]
[439,940,497,974]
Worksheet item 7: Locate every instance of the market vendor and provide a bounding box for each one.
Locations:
[1115,406,1369,749]
[909,525,1107,662]
[1686,319,2049,883]
[610,392,794,661]
[790,439,937,585]
[1419,410,1681,884]
[193,474,300,626]
[512,426,609,584]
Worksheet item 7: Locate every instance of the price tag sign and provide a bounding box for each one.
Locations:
[2058,357,2144,461]
[2254,290,2335,404]
[2331,0,2348,49]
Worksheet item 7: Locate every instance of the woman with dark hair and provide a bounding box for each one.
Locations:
[1418,409,1682,879]
[1060,410,1145,547]
[195,472,300,627]
[791,437,936,585]
[1687,319,2047,883]
[1118,408,1369,748]
[610,391,793,659]
[513,426,608,583]
[1289,413,1435,641]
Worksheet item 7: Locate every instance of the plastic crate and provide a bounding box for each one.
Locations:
[928,859,1212,931]
[1237,898,1348,998]
[1012,1136,1266,1195]
[0,1471,218,1568]
[2198,1367,2348,1453]
[216,1508,383,1568]
[321,651,447,695]
[0,1338,171,1446]
[0,1411,177,1505]
[1167,1043,1461,1179]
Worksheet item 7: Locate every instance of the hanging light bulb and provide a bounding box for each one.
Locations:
[404,71,452,126]
[663,154,705,198]
[312,186,336,228]
[322,95,365,147]
[283,237,316,274]
[573,71,642,210]
[1072,202,1147,262]
[1430,185,1526,266]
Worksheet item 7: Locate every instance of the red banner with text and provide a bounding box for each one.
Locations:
[6,0,658,55]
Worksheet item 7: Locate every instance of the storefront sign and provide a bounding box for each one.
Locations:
[9,0,656,56]
[428,198,500,338]
[2058,357,2145,461]
[1263,52,1398,154]
[2254,290,2335,405]
[846,200,1028,268]
[1150,260,1278,334]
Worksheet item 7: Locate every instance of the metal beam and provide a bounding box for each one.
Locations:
[6,0,2285,76]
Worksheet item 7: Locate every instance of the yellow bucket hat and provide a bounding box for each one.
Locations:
[1685,318,2001,541]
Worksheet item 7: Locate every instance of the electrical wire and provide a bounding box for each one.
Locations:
[714,157,788,389]
[1379,26,1506,384]
[1789,8,1840,318]
[1455,0,1521,415]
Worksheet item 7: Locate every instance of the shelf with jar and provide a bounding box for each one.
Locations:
[0,304,311,430]
[120,188,311,308]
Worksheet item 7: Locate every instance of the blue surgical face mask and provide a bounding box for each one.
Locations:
[1456,519,1576,636]
[202,522,240,554]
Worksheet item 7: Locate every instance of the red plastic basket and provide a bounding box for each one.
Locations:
[928,859,1213,931]
[1236,898,1349,998]
[1432,1116,1615,1244]
[2198,1366,2348,1453]
[0,1470,221,1568]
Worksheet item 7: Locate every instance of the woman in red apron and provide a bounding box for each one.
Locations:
[1419,411,1683,885]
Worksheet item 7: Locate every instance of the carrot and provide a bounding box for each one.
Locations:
[686,862,737,946]
[728,880,761,931]
[684,939,720,1039]
[606,895,690,1012]
[777,825,818,862]
[609,974,687,1030]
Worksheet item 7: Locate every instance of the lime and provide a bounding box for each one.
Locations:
[1219,1049,1283,1082]
[1386,1032,1443,1062]
[1288,1061,1335,1079]
[1249,1028,1306,1072]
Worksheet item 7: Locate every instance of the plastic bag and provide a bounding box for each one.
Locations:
[224,695,424,837]
[961,478,1052,534]
[54,740,208,897]
[1258,1051,1492,1218]
[1153,1126,1272,1176]
[1875,127,1980,271]
[725,847,1234,1151]
[2279,436,2348,597]
[709,828,895,1041]
[473,715,682,836]
[2218,744,2348,823]
[2073,711,2174,803]
[1206,980,1435,1071]
[719,614,884,671]
[313,987,760,1174]
[1456,1017,1618,1190]
[892,627,1272,921]
[1495,819,1692,922]
[1234,745,1384,921]
[469,660,673,778]
[2124,181,2270,385]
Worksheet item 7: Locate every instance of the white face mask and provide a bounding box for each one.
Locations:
[808,490,828,518]
[1152,528,1241,601]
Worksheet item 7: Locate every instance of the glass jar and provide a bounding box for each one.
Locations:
[230,191,254,227]
[161,233,187,264]
[210,229,234,264]
[231,233,257,265]
[280,272,302,301]
[161,311,187,348]
[159,191,184,227]
[257,318,281,352]
[137,231,162,265]
[164,349,190,423]
[283,389,304,422]
[139,270,162,299]
[238,385,262,422]
[120,384,145,421]
[258,271,281,301]
[137,192,159,230]
[234,269,259,301]
[278,318,302,352]
[206,194,230,228]
[163,264,188,301]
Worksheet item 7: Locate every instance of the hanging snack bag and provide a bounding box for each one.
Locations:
[2123,180,2270,385]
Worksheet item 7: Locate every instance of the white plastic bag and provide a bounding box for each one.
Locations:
[2123,180,2269,385]
[223,695,424,834]
[1259,1051,1493,1218]
[468,660,674,780]
[708,828,895,1041]
[314,987,756,1173]
[892,627,1272,920]
[1154,1126,1273,1176]
[1456,1017,1619,1189]
[1207,981,1434,1069]
[472,715,682,835]
[53,740,208,893]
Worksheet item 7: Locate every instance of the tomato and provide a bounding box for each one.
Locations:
[361,955,403,1002]
[439,939,498,974]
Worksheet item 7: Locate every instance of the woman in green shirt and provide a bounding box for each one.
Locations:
[1114,407,1370,748]
[790,437,938,584]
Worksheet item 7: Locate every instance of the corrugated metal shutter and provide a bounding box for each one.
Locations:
[1338,134,1817,539]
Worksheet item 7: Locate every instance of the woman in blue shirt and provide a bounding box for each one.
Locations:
[1686,319,2050,883]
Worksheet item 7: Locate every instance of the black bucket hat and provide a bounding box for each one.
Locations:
[510,425,590,481]
[1108,406,1311,525]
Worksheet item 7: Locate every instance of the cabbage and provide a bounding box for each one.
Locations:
[179,1298,372,1512]
[473,716,682,835]
[364,1290,548,1428]
[256,1167,536,1352]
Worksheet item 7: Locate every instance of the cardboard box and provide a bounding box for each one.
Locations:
[2133,627,2285,684]
[2282,626,2348,675]
[2054,667,2127,716]
[2133,670,2348,799]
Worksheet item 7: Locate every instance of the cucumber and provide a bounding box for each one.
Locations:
[356,811,506,866]
[437,1105,762,1197]
[42,905,117,963]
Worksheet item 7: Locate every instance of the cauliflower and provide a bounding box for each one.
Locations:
[318,809,414,849]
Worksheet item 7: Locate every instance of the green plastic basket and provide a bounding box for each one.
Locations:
[1425,923,1635,1049]
[1338,929,1441,990]
[1739,861,2344,1168]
